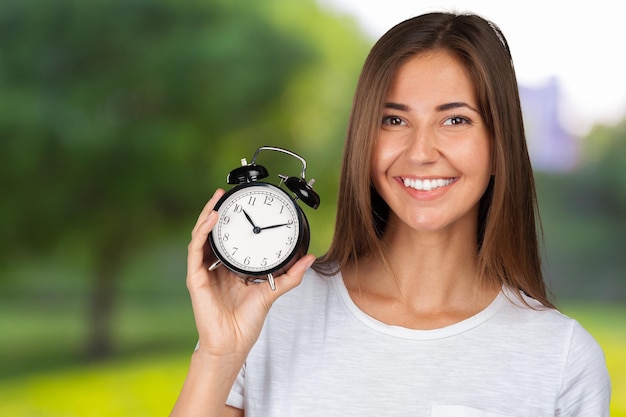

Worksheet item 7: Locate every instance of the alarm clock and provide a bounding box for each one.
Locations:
[207,146,320,290]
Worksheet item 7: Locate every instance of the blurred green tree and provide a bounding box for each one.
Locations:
[0,0,368,358]
[536,117,626,302]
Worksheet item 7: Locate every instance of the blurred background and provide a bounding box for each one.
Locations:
[0,0,623,415]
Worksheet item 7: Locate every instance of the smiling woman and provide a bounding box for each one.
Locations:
[171,12,611,417]
[371,51,493,238]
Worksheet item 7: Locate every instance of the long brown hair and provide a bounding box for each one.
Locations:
[316,12,553,307]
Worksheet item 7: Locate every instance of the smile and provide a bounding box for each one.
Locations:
[402,177,455,191]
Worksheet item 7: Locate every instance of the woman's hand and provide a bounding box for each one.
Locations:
[186,189,315,363]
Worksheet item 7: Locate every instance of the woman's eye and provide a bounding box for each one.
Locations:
[443,116,470,126]
[382,115,405,126]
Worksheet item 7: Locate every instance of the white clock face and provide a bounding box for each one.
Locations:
[212,184,301,274]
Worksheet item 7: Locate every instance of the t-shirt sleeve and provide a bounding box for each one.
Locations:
[226,363,245,410]
[556,321,611,416]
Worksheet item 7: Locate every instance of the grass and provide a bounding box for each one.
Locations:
[0,353,190,417]
[0,291,197,417]
[0,298,623,416]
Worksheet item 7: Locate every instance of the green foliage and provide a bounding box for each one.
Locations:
[0,0,369,260]
[0,0,369,358]
[0,0,317,257]
[536,116,626,302]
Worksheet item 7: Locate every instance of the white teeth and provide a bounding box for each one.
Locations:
[402,177,454,191]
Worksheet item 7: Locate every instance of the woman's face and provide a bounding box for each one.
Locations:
[371,50,492,238]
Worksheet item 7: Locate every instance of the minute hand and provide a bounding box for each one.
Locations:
[259,222,292,231]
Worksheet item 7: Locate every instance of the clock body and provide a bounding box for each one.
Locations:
[208,182,310,279]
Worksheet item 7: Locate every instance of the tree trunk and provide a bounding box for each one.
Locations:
[85,238,123,360]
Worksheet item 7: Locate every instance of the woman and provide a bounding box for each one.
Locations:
[171,12,610,417]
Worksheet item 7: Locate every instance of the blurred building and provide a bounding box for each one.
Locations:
[519,78,578,171]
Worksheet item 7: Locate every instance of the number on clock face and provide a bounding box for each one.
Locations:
[213,185,300,273]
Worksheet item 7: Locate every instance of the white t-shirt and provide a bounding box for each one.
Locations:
[226,269,611,416]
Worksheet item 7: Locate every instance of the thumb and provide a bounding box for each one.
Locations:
[266,254,316,299]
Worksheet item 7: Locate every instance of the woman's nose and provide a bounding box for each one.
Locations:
[405,126,440,165]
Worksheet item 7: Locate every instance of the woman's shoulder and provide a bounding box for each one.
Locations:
[500,286,606,360]
[500,286,573,325]
[258,266,346,346]
[296,264,340,293]
[270,264,341,311]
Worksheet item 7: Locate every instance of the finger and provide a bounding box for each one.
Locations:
[188,189,225,271]
[187,209,219,274]
[267,254,316,299]
[191,189,225,236]
[188,189,225,275]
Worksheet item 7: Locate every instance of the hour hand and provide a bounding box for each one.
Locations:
[242,210,262,234]
[242,209,257,227]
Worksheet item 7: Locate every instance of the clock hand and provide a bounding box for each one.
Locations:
[259,222,292,231]
[242,209,262,234]
[242,209,256,227]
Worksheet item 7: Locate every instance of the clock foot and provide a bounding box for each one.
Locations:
[267,273,276,291]
[208,260,222,271]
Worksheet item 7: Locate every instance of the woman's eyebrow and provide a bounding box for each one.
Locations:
[384,102,409,111]
[436,101,479,113]
[384,101,479,113]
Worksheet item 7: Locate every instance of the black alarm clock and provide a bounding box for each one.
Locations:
[207,146,320,290]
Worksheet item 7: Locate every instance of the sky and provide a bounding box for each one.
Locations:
[319,0,626,136]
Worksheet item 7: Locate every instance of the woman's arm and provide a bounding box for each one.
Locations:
[170,349,244,417]
[170,189,315,417]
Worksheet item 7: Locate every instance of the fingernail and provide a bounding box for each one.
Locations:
[207,211,216,221]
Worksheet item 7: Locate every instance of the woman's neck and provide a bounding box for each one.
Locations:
[342,218,500,329]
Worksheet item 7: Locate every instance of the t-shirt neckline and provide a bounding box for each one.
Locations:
[331,271,508,341]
